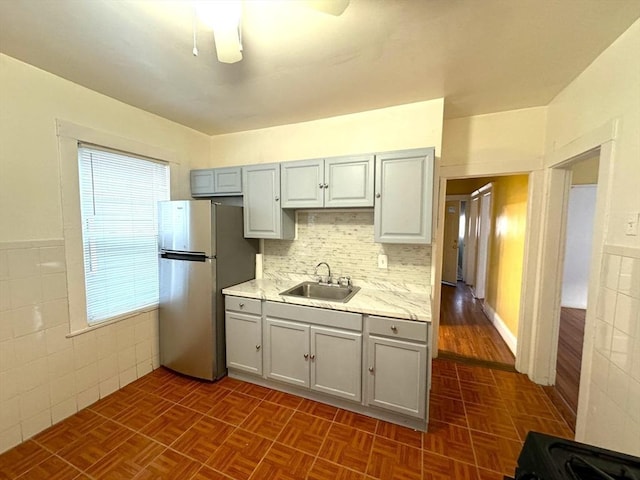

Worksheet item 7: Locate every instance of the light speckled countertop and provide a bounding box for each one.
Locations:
[222,273,431,322]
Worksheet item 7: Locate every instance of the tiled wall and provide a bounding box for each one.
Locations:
[585,245,640,455]
[0,240,159,454]
[263,210,431,290]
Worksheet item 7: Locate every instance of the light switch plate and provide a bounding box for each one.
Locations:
[378,254,388,269]
[625,213,639,236]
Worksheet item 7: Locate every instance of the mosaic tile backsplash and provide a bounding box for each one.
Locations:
[263,210,431,291]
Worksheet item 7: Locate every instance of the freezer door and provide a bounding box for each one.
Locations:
[158,200,213,255]
[159,256,216,380]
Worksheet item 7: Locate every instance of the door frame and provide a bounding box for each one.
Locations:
[432,165,537,370]
[528,119,617,441]
[472,184,493,299]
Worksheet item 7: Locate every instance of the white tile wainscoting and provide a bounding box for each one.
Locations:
[0,240,160,454]
[584,245,640,455]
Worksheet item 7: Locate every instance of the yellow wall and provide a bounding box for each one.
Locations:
[446,177,494,195]
[205,99,444,168]
[0,54,210,243]
[485,175,529,338]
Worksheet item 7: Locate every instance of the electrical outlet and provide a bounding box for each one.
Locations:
[378,254,388,269]
[625,213,639,236]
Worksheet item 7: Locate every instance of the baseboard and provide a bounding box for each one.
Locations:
[482,302,517,356]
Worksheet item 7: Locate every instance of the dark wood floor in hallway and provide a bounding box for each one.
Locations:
[542,307,585,431]
[439,282,515,366]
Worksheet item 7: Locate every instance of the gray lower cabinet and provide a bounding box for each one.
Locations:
[225,297,262,375]
[191,167,242,196]
[374,147,435,244]
[310,326,362,401]
[365,315,429,418]
[242,163,294,239]
[281,155,374,208]
[264,302,363,402]
[264,318,310,388]
[224,294,429,430]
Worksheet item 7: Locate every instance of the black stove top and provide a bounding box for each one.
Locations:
[512,432,640,480]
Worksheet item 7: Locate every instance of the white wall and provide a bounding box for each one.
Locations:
[0,54,209,243]
[0,54,209,453]
[441,106,546,175]
[544,19,640,455]
[206,99,444,168]
[561,185,597,308]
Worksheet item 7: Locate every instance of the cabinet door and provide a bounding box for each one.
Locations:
[190,169,215,197]
[310,326,361,402]
[214,167,242,194]
[243,164,282,239]
[281,159,324,208]
[225,311,262,375]
[366,336,427,418]
[325,155,374,208]
[374,148,434,244]
[264,318,310,388]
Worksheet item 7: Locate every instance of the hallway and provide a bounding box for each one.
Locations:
[439,282,515,367]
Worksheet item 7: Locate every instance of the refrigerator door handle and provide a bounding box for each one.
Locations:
[160,250,210,262]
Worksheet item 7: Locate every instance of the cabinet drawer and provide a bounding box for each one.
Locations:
[367,315,427,342]
[225,296,261,315]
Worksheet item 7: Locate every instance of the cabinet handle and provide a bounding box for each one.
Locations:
[391,325,398,333]
[275,196,280,201]
[375,193,381,198]
[368,366,374,373]
[239,303,245,308]
[310,354,315,360]
[255,345,261,351]
[304,354,309,359]
[323,183,328,189]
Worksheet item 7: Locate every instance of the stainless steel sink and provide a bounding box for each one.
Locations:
[280,281,360,303]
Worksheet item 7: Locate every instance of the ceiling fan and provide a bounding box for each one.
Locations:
[193,0,350,63]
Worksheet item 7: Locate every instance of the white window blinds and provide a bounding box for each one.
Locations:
[78,145,169,324]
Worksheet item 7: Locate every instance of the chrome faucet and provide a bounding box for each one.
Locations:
[314,262,332,284]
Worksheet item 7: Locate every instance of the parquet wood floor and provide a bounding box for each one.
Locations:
[0,360,573,479]
[439,282,515,366]
[542,307,585,432]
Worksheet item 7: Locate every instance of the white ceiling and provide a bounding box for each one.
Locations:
[1,0,639,135]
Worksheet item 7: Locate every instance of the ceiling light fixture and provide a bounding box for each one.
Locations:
[195,0,243,64]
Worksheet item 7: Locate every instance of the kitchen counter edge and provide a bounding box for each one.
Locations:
[222,278,431,322]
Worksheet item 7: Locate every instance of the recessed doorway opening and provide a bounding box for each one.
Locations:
[438,175,528,369]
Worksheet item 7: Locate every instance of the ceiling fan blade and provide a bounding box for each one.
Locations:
[304,0,350,16]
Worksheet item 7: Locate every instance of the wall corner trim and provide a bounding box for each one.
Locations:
[545,118,619,168]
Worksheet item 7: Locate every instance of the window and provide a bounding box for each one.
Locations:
[78,145,169,324]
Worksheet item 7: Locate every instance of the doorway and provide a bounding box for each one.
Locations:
[438,176,526,368]
[442,197,467,286]
[542,154,598,430]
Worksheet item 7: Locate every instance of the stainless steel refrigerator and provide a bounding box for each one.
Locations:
[158,201,258,381]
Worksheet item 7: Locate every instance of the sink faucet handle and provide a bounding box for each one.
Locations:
[339,276,352,287]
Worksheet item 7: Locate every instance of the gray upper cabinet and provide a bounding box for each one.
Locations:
[242,163,295,239]
[281,159,324,208]
[281,155,374,209]
[190,167,242,197]
[374,148,435,244]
